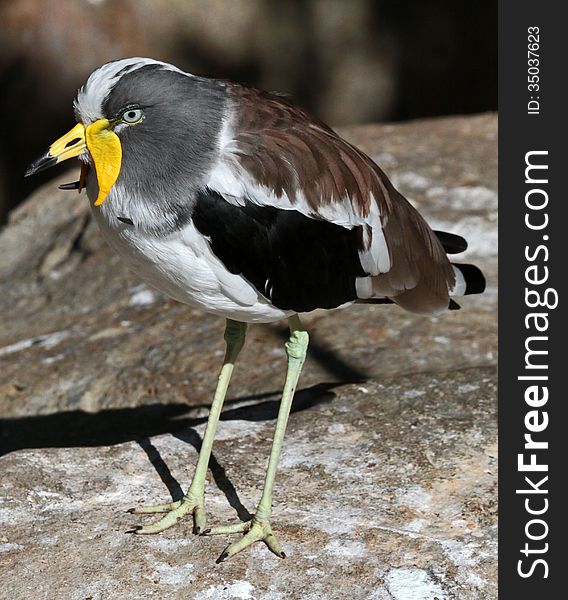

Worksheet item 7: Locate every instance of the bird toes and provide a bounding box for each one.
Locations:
[213,518,286,563]
[127,497,204,535]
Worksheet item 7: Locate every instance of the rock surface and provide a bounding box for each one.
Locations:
[0,114,497,599]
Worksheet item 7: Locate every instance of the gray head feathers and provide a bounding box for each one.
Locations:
[77,59,228,235]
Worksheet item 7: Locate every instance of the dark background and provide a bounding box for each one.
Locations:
[0,0,496,223]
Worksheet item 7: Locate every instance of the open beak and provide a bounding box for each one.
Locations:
[25,119,122,206]
[25,123,87,177]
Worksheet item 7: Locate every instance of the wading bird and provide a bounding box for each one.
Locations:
[26,58,485,563]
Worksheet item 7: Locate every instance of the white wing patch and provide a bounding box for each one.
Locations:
[450,265,467,297]
[208,113,392,278]
[358,199,391,276]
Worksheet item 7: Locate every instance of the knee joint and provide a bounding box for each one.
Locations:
[285,330,309,360]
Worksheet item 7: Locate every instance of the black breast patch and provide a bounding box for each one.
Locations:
[192,188,367,312]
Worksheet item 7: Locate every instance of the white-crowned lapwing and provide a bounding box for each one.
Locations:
[26,58,485,562]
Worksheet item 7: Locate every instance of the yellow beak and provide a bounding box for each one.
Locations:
[25,119,123,206]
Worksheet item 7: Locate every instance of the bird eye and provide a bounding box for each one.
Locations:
[121,108,144,124]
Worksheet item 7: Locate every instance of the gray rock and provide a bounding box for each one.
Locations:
[0,114,497,599]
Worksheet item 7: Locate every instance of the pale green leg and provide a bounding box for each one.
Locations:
[204,314,309,562]
[129,319,247,535]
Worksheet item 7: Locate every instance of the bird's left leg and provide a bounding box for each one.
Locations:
[203,315,309,562]
[129,319,247,535]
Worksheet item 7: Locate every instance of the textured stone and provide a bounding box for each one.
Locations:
[0,114,497,599]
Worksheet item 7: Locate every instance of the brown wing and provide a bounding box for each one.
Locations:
[227,84,455,314]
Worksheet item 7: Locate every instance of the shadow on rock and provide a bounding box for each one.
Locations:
[0,382,338,457]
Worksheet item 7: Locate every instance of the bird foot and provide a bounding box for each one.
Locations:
[203,515,286,562]
[127,493,206,534]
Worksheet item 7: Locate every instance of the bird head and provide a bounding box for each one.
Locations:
[25,58,227,210]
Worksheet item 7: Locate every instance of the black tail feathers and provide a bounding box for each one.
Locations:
[434,230,468,254]
[452,263,486,296]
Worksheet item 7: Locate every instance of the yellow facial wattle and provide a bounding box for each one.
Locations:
[85,119,123,206]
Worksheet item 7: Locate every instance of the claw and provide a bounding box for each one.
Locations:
[125,526,142,534]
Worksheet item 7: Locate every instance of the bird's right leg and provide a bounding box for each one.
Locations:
[128,319,247,535]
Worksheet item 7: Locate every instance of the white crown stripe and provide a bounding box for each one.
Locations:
[73,58,192,124]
